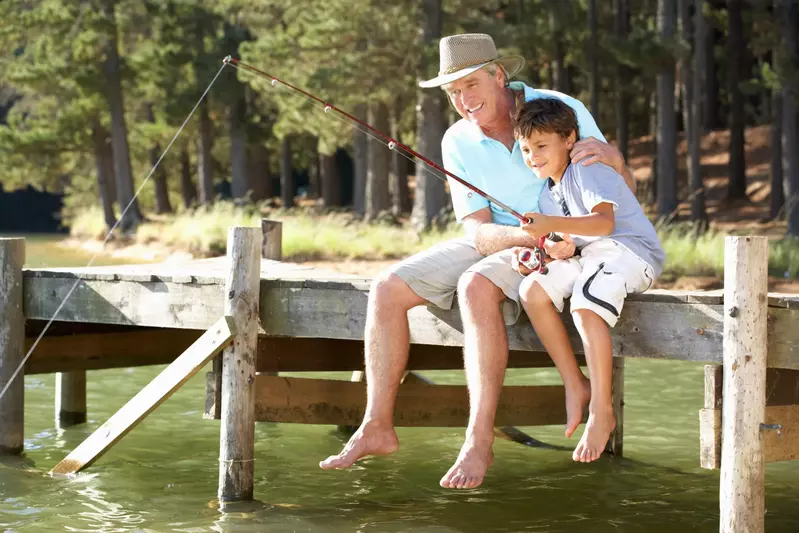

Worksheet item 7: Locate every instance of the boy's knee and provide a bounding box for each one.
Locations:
[519,276,552,309]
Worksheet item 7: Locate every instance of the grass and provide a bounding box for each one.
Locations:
[68,202,799,278]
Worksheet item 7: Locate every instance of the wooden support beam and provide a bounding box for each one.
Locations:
[0,238,25,455]
[218,227,262,503]
[49,316,236,476]
[206,374,569,427]
[606,357,625,456]
[55,371,87,428]
[700,365,799,469]
[720,236,767,533]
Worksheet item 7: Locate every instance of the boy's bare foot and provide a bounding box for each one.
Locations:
[572,408,616,463]
[319,421,399,470]
[564,378,591,438]
[439,437,494,489]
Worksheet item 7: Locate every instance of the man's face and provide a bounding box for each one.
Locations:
[518,130,575,180]
[443,67,505,127]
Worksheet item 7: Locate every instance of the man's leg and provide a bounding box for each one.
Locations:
[571,309,615,463]
[319,272,425,469]
[519,276,590,439]
[439,272,508,489]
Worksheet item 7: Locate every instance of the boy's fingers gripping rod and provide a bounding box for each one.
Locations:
[224,56,534,225]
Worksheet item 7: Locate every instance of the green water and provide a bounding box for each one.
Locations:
[2,235,798,532]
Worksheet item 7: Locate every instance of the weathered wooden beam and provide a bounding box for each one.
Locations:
[206,374,569,427]
[700,365,799,470]
[606,358,625,456]
[720,236,767,533]
[218,227,262,503]
[25,329,201,374]
[55,371,87,428]
[20,272,799,369]
[48,316,236,476]
[0,238,25,455]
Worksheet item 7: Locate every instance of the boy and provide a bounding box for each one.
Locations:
[511,98,665,463]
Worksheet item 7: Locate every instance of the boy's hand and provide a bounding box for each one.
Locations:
[510,247,534,276]
[521,212,554,239]
[545,233,576,259]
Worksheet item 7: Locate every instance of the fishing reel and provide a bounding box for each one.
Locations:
[518,233,562,275]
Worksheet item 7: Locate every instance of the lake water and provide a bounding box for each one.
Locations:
[1,235,798,532]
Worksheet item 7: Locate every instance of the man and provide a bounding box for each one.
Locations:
[320,33,633,489]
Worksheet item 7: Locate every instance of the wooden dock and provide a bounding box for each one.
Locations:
[1,224,798,533]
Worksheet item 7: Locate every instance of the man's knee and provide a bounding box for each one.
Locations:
[370,271,422,312]
[457,271,504,307]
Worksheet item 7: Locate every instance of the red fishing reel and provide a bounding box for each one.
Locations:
[518,233,562,275]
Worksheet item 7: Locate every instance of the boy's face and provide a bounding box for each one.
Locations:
[518,130,576,179]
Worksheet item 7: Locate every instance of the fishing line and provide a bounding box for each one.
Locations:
[0,61,229,403]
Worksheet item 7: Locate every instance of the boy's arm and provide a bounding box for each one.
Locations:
[521,203,615,240]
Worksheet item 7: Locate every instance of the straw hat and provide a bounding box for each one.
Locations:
[419,33,525,88]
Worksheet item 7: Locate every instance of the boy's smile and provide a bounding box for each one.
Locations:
[518,129,575,182]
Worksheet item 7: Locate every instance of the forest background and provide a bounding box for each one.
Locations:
[1,0,799,282]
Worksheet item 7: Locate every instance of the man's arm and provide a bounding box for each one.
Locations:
[570,137,637,194]
[462,208,538,256]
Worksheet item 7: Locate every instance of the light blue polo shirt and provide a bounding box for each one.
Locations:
[442,82,606,226]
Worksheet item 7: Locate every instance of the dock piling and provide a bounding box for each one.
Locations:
[0,238,25,455]
[218,227,263,503]
[720,236,768,533]
[55,371,87,428]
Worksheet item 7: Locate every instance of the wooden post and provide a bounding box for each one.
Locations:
[720,236,768,533]
[606,357,625,456]
[261,219,282,261]
[55,371,87,428]
[218,227,262,503]
[0,238,25,455]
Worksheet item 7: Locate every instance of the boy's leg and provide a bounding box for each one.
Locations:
[519,261,590,439]
[571,309,615,463]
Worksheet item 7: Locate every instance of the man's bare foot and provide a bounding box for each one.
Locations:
[439,438,494,489]
[572,408,616,463]
[319,422,399,470]
[564,378,591,438]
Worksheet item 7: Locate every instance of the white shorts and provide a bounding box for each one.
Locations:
[520,240,656,327]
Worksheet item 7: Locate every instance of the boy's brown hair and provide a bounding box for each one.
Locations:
[513,98,579,141]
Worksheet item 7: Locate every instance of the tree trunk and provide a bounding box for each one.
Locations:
[308,138,320,200]
[550,5,568,94]
[780,0,799,236]
[703,14,720,130]
[726,0,747,200]
[391,101,412,215]
[771,90,784,219]
[101,0,142,233]
[179,147,196,209]
[196,99,214,205]
[320,149,341,208]
[412,0,447,231]
[588,0,599,115]
[614,0,630,160]
[229,85,249,204]
[352,104,368,215]
[365,102,391,220]
[691,0,708,228]
[147,105,172,215]
[91,123,117,229]
[248,143,272,202]
[280,136,294,208]
[657,0,678,220]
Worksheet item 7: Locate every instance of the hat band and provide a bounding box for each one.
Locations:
[439,57,496,76]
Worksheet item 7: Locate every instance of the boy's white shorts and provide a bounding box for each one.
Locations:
[523,240,656,327]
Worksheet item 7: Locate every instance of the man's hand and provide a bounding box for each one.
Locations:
[521,212,555,240]
[545,233,576,260]
[570,137,625,173]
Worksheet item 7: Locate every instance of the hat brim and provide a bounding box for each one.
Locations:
[418,55,525,88]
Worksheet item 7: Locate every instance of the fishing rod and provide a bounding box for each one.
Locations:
[225,56,537,226]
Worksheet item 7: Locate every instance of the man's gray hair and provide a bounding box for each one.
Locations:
[483,62,509,86]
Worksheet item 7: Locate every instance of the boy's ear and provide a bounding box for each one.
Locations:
[566,131,578,149]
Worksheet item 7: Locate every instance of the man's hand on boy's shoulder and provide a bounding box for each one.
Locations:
[570,137,637,193]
